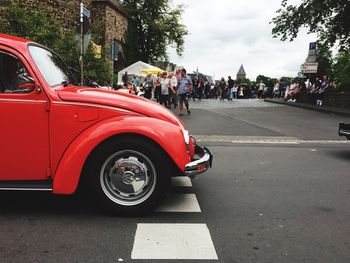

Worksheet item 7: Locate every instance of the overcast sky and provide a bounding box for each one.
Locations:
[168,0,316,81]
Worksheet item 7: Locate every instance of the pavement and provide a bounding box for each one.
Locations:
[264,98,350,117]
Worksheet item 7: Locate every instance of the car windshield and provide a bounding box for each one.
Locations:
[28,45,75,87]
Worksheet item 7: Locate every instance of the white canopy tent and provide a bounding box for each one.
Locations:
[117,61,162,83]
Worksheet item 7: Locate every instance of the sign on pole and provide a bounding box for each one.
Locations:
[83,6,90,18]
[109,41,119,61]
[306,42,317,63]
[110,41,119,87]
[303,63,318,74]
[309,42,317,50]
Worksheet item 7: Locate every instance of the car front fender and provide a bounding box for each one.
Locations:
[52,116,190,194]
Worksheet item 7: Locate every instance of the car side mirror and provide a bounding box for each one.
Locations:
[15,75,37,93]
[18,74,35,84]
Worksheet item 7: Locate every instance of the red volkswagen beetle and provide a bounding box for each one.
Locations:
[0,34,212,215]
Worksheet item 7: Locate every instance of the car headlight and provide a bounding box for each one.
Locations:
[182,129,190,152]
[182,129,190,145]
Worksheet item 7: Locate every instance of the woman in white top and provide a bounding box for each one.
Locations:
[160,72,170,108]
[169,72,178,108]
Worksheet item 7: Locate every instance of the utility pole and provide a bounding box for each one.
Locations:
[111,41,115,88]
[80,1,84,85]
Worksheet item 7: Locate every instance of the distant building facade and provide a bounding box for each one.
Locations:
[0,0,128,70]
[236,64,246,80]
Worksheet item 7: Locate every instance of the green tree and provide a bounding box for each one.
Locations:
[271,0,350,51]
[0,3,62,53]
[236,78,251,86]
[315,42,333,78]
[256,75,271,85]
[279,76,294,86]
[121,0,188,64]
[0,2,111,85]
[333,51,350,91]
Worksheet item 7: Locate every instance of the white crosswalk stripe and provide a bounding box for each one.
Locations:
[131,224,218,260]
[131,177,218,260]
[155,193,201,213]
[171,176,193,187]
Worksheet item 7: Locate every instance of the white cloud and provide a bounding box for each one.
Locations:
[168,0,316,80]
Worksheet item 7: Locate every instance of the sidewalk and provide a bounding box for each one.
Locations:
[264,98,350,117]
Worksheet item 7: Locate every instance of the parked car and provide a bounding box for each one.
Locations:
[339,123,350,140]
[0,34,212,215]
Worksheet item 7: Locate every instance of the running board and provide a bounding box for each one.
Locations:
[0,180,52,191]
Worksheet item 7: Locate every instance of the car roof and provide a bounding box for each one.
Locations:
[0,33,32,46]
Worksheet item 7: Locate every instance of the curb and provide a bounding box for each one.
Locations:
[264,99,350,117]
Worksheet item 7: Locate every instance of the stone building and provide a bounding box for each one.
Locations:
[0,0,128,70]
[90,0,128,71]
[236,64,246,80]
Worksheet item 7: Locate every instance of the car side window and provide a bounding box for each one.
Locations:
[0,51,32,93]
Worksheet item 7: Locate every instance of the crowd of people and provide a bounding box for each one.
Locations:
[121,72,263,107]
[277,75,335,106]
[120,70,337,111]
[121,69,192,116]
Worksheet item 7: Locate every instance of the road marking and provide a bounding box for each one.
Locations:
[230,140,299,144]
[194,135,349,145]
[171,177,192,187]
[298,140,350,144]
[195,135,298,143]
[131,223,218,260]
[155,193,201,213]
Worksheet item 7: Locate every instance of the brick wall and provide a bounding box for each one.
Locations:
[105,5,127,44]
[0,0,128,69]
[0,0,91,29]
[0,0,127,44]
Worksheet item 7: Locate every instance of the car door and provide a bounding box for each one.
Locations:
[0,46,50,181]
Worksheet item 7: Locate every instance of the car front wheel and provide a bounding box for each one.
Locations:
[85,137,171,215]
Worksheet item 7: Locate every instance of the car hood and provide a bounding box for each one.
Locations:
[58,86,184,128]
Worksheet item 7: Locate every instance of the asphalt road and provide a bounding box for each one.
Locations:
[1,99,350,263]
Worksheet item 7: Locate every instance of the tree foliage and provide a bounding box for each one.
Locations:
[271,0,350,51]
[333,51,350,91]
[315,41,333,78]
[235,78,251,86]
[121,0,188,64]
[0,3,111,85]
[256,75,277,86]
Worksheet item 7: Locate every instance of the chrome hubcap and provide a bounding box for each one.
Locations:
[100,150,156,206]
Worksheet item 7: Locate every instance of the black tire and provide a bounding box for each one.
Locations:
[84,136,171,215]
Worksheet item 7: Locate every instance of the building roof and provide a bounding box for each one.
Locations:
[237,64,246,75]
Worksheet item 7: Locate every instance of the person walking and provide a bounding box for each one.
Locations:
[122,71,129,87]
[154,72,161,103]
[177,68,192,116]
[237,85,245,99]
[204,81,210,99]
[169,72,178,108]
[191,77,198,101]
[258,81,265,98]
[219,77,226,100]
[143,73,154,99]
[227,76,234,100]
[198,79,204,100]
[160,72,171,108]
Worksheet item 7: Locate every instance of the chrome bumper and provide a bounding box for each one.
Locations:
[185,145,213,176]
